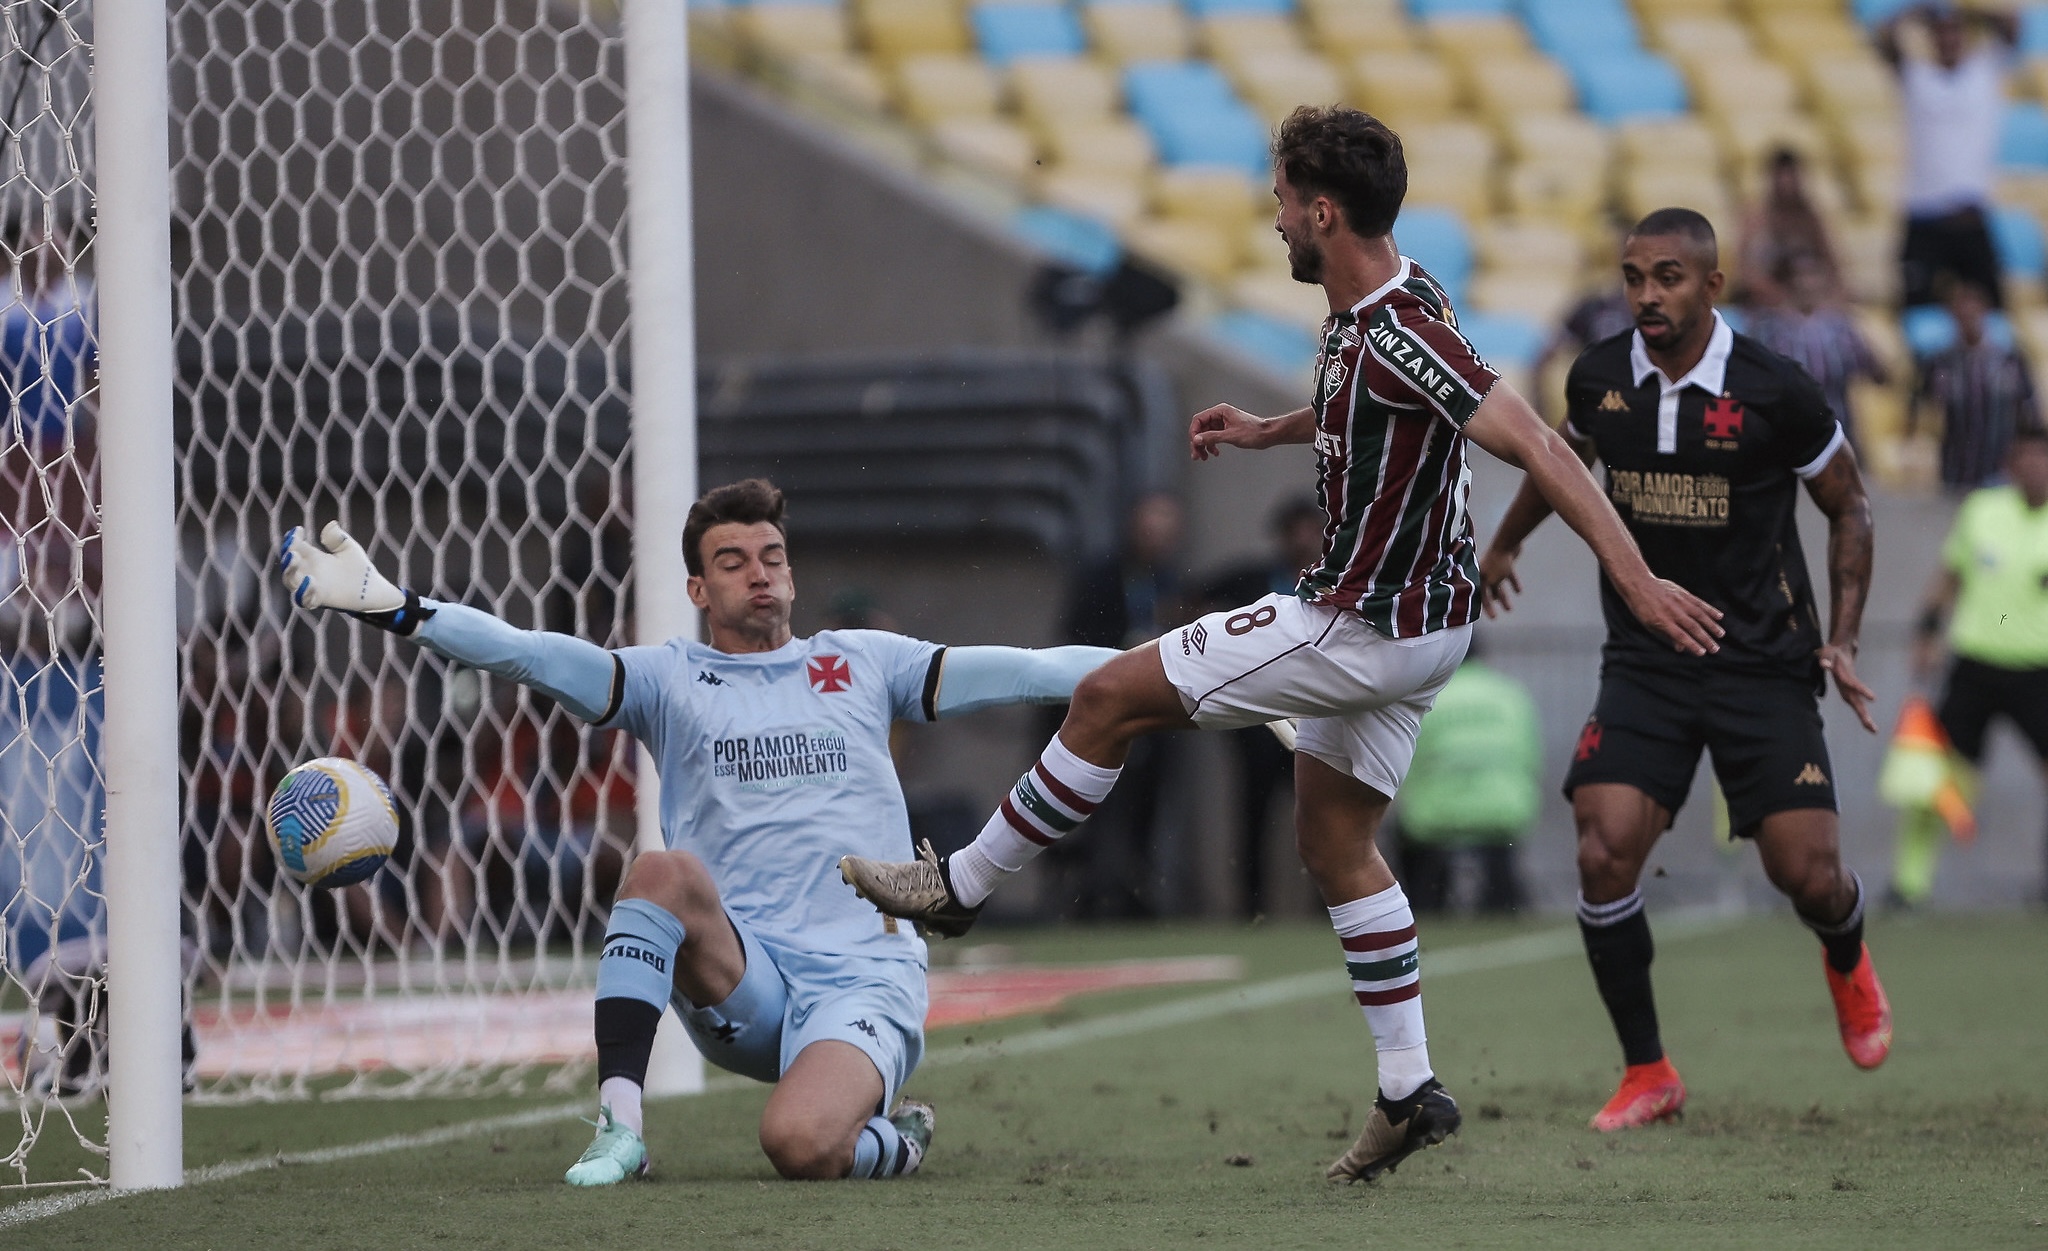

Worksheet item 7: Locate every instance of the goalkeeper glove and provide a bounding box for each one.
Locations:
[278,522,436,636]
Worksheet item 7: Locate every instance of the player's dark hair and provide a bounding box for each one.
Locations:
[1272,106,1407,240]
[682,477,787,575]
[1628,207,1719,267]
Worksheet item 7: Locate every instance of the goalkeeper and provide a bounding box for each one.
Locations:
[279,478,1117,1186]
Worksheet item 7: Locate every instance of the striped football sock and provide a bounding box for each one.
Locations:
[850,1115,921,1179]
[1578,890,1663,1067]
[1329,884,1432,1102]
[1801,871,1867,975]
[948,734,1120,907]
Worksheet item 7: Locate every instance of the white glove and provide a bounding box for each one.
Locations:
[279,523,429,633]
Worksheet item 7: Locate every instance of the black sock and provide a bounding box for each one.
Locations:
[1803,873,1867,975]
[1578,892,1663,1067]
[1376,1076,1442,1122]
[594,997,663,1085]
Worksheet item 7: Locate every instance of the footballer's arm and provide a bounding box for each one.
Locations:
[923,645,1121,720]
[279,522,620,722]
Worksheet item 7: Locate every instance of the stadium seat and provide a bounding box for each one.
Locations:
[892,54,1003,123]
[856,0,973,60]
[930,117,1039,180]
[1801,54,1900,125]
[1464,55,1576,120]
[1569,52,1688,124]
[1040,116,1157,170]
[1346,51,1460,127]
[1615,117,1719,171]
[1467,270,1574,326]
[1898,305,2016,355]
[1232,270,1331,331]
[1637,0,1736,16]
[1457,310,1547,373]
[1645,15,1753,60]
[1687,58,1800,119]
[1012,203,1125,273]
[1500,160,1606,227]
[1619,166,1734,236]
[1303,0,1416,54]
[1201,14,1307,69]
[1083,4,1194,63]
[1402,119,1495,171]
[1502,113,1610,169]
[1394,205,1472,299]
[1523,0,1641,61]
[2023,6,2048,58]
[1154,166,1262,231]
[780,52,894,112]
[1994,204,2048,279]
[972,4,1086,66]
[1834,215,1900,304]
[1405,158,1492,219]
[1185,0,1295,15]
[1473,217,1584,277]
[1212,308,1321,376]
[1124,59,1239,118]
[1850,0,1915,23]
[1230,50,1347,124]
[2002,102,2048,171]
[1144,104,1272,174]
[1038,167,1150,228]
[1714,111,1829,178]
[1405,0,1511,16]
[1753,12,1863,60]
[1125,215,1244,282]
[1011,57,1121,129]
[1422,14,1527,60]
[731,4,851,58]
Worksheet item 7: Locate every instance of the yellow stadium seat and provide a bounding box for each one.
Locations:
[2000,173,2048,222]
[1502,113,1610,169]
[856,0,971,61]
[1501,159,1607,226]
[1646,16,1753,60]
[1232,50,1348,124]
[1125,216,1244,284]
[893,54,1002,124]
[1635,0,1735,17]
[1011,57,1121,130]
[732,4,850,58]
[1713,110,1828,174]
[1423,15,1528,60]
[1468,270,1574,326]
[1084,4,1194,63]
[1040,116,1157,171]
[1202,14,1306,63]
[1687,58,1800,119]
[782,52,893,112]
[1734,0,1837,15]
[1404,157,1493,218]
[1615,117,1720,171]
[1302,0,1416,56]
[1464,55,1575,119]
[1232,270,1330,331]
[2019,57,2048,103]
[1038,168,1149,230]
[1832,214,1901,305]
[1474,218,1585,277]
[1402,119,1496,169]
[1620,166,1734,235]
[930,117,1039,181]
[1346,51,1459,128]
[1154,166,1263,231]
[1241,217,1286,270]
[1754,13,1863,61]
[1802,53,1899,122]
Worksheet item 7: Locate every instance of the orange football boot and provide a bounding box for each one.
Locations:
[1825,943,1893,1070]
[1590,1057,1687,1132]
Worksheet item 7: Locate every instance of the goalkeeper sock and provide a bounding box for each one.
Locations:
[1890,807,1941,905]
[849,1116,919,1179]
[1329,885,1432,1101]
[593,898,685,1131]
[1578,890,1664,1067]
[949,734,1120,907]
[1801,871,1867,975]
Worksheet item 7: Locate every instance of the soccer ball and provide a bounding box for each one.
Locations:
[265,757,399,889]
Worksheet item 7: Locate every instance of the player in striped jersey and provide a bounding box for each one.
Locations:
[842,106,1723,1182]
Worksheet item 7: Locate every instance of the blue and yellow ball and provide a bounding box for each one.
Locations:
[265,757,399,888]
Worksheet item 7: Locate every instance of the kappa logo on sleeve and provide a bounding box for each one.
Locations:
[807,654,852,693]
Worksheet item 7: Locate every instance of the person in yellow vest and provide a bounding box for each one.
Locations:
[1894,425,2048,904]
[1393,638,1541,914]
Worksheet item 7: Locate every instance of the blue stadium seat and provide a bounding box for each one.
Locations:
[1852,0,1915,24]
[2021,4,2048,54]
[1457,312,1546,373]
[1395,206,1472,302]
[1405,0,1512,16]
[2001,102,2048,170]
[973,4,1086,65]
[1993,205,2048,278]
[1212,310,1320,377]
[1570,52,1688,124]
[1523,0,1640,59]
[1012,205,1124,275]
[1123,61,1240,121]
[1186,0,1295,15]
[1901,305,2016,355]
[1145,104,1272,174]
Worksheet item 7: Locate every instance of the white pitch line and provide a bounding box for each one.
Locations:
[0,908,1738,1232]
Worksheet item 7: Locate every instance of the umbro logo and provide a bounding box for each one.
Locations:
[1598,390,1630,412]
[696,670,727,687]
[1793,763,1830,786]
[1181,621,1208,656]
[849,1018,879,1041]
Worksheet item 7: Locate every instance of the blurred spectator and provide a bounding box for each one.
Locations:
[1736,149,1845,309]
[1533,284,1633,424]
[1880,4,2019,308]
[1894,426,2048,904]
[1195,495,1323,916]
[1392,640,1540,915]
[1914,280,2040,491]
[1049,492,1185,919]
[1748,255,1888,449]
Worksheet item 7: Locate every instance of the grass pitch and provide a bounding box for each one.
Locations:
[11,914,2048,1250]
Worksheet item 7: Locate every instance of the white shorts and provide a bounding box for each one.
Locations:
[1158,592,1471,796]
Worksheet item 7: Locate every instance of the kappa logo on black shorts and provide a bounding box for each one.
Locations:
[1793,762,1830,786]
[1574,719,1603,762]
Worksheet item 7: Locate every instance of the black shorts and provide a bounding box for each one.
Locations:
[1939,656,2048,763]
[1562,662,1837,837]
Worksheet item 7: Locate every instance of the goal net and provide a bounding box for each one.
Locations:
[6,0,659,1185]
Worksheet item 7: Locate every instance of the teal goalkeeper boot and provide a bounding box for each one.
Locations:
[565,1105,649,1186]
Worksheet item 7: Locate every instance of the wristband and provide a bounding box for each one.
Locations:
[350,589,436,637]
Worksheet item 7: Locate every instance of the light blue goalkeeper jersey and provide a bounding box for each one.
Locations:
[601,629,941,970]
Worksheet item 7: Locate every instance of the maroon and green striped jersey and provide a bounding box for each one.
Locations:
[1297,259,1500,637]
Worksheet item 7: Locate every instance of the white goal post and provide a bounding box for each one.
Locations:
[3,0,702,1191]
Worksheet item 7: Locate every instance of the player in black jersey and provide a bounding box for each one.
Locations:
[1478,208,1891,1131]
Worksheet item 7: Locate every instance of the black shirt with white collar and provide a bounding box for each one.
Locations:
[1564,311,1846,676]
